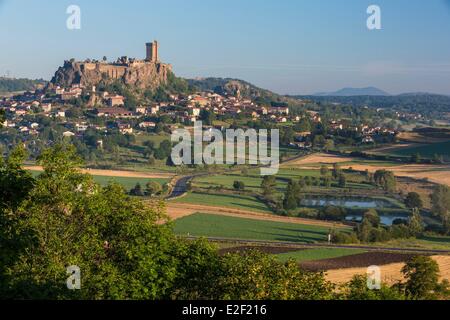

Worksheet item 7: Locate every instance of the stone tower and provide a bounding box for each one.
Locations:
[146,41,159,62]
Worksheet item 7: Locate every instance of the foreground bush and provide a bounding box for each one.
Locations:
[0,145,335,300]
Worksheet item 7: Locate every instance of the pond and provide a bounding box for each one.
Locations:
[300,196,396,209]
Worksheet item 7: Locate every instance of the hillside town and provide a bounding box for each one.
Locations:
[0,80,401,151]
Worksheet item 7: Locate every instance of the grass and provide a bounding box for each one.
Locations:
[175,192,272,213]
[30,170,169,192]
[194,174,287,194]
[389,140,450,158]
[275,248,367,263]
[369,236,450,251]
[173,213,348,243]
[90,176,169,192]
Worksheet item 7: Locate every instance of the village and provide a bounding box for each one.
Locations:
[0,80,400,152]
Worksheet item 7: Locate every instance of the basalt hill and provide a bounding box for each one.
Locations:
[47,41,172,91]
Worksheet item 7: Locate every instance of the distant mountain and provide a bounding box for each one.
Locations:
[313,87,390,97]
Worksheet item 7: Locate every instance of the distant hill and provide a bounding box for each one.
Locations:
[0,77,47,93]
[313,87,390,97]
[295,93,450,115]
[187,77,303,107]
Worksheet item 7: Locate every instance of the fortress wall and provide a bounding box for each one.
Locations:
[98,65,127,79]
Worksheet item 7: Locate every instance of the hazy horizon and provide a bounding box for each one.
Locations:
[1,0,450,95]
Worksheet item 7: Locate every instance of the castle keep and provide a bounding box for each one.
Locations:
[49,41,172,90]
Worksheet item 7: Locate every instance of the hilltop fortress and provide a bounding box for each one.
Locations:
[48,41,172,90]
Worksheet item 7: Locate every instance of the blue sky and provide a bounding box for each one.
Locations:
[1,0,450,94]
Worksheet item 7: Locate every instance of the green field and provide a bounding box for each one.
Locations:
[390,141,450,158]
[30,170,169,192]
[174,213,348,243]
[275,248,367,263]
[175,192,272,213]
[194,174,287,194]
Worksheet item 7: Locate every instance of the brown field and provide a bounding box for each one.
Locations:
[26,166,173,179]
[283,153,450,186]
[324,255,450,285]
[165,202,347,228]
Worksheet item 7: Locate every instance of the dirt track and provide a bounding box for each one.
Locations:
[26,166,173,179]
[324,255,450,285]
[166,202,347,228]
[283,153,450,186]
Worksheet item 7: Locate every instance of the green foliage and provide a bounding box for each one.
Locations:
[0,77,45,93]
[200,109,216,126]
[430,184,450,233]
[405,192,423,209]
[261,175,277,198]
[187,251,335,300]
[319,206,347,222]
[283,180,301,210]
[402,256,449,300]
[338,174,347,188]
[145,181,162,196]
[342,275,406,300]
[374,170,396,192]
[233,180,245,191]
[408,209,424,236]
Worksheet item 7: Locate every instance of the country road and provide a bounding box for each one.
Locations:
[166,152,310,199]
[181,236,450,255]
[167,176,193,199]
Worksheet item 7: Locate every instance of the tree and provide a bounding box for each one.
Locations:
[408,208,424,236]
[343,275,406,300]
[332,163,342,180]
[322,177,332,188]
[338,174,347,188]
[324,139,335,152]
[405,192,423,209]
[261,176,277,198]
[200,109,216,126]
[411,153,421,164]
[363,209,381,228]
[374,170,396,192]
[0,144,343,301]
[233,181,245,191]
[430,184,450,233]
[146,181,162,196]
[320,165,329,177]
[0,144,199,299]
[401,256,444,300]
[130,183,144,196]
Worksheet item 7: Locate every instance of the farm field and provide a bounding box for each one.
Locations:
[275,248,367,263]
[173,191,272,213]
[324,255,450,285]
[284,153,450,186]
[28,168,170,192]
[165,202,347,227]
[193,173,288,194]
[388,140,450,158]
[173,213,348,243]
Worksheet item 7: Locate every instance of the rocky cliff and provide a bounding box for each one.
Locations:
[48,60,172,91]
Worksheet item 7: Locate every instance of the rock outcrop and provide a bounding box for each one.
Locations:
[48,59,172,91]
